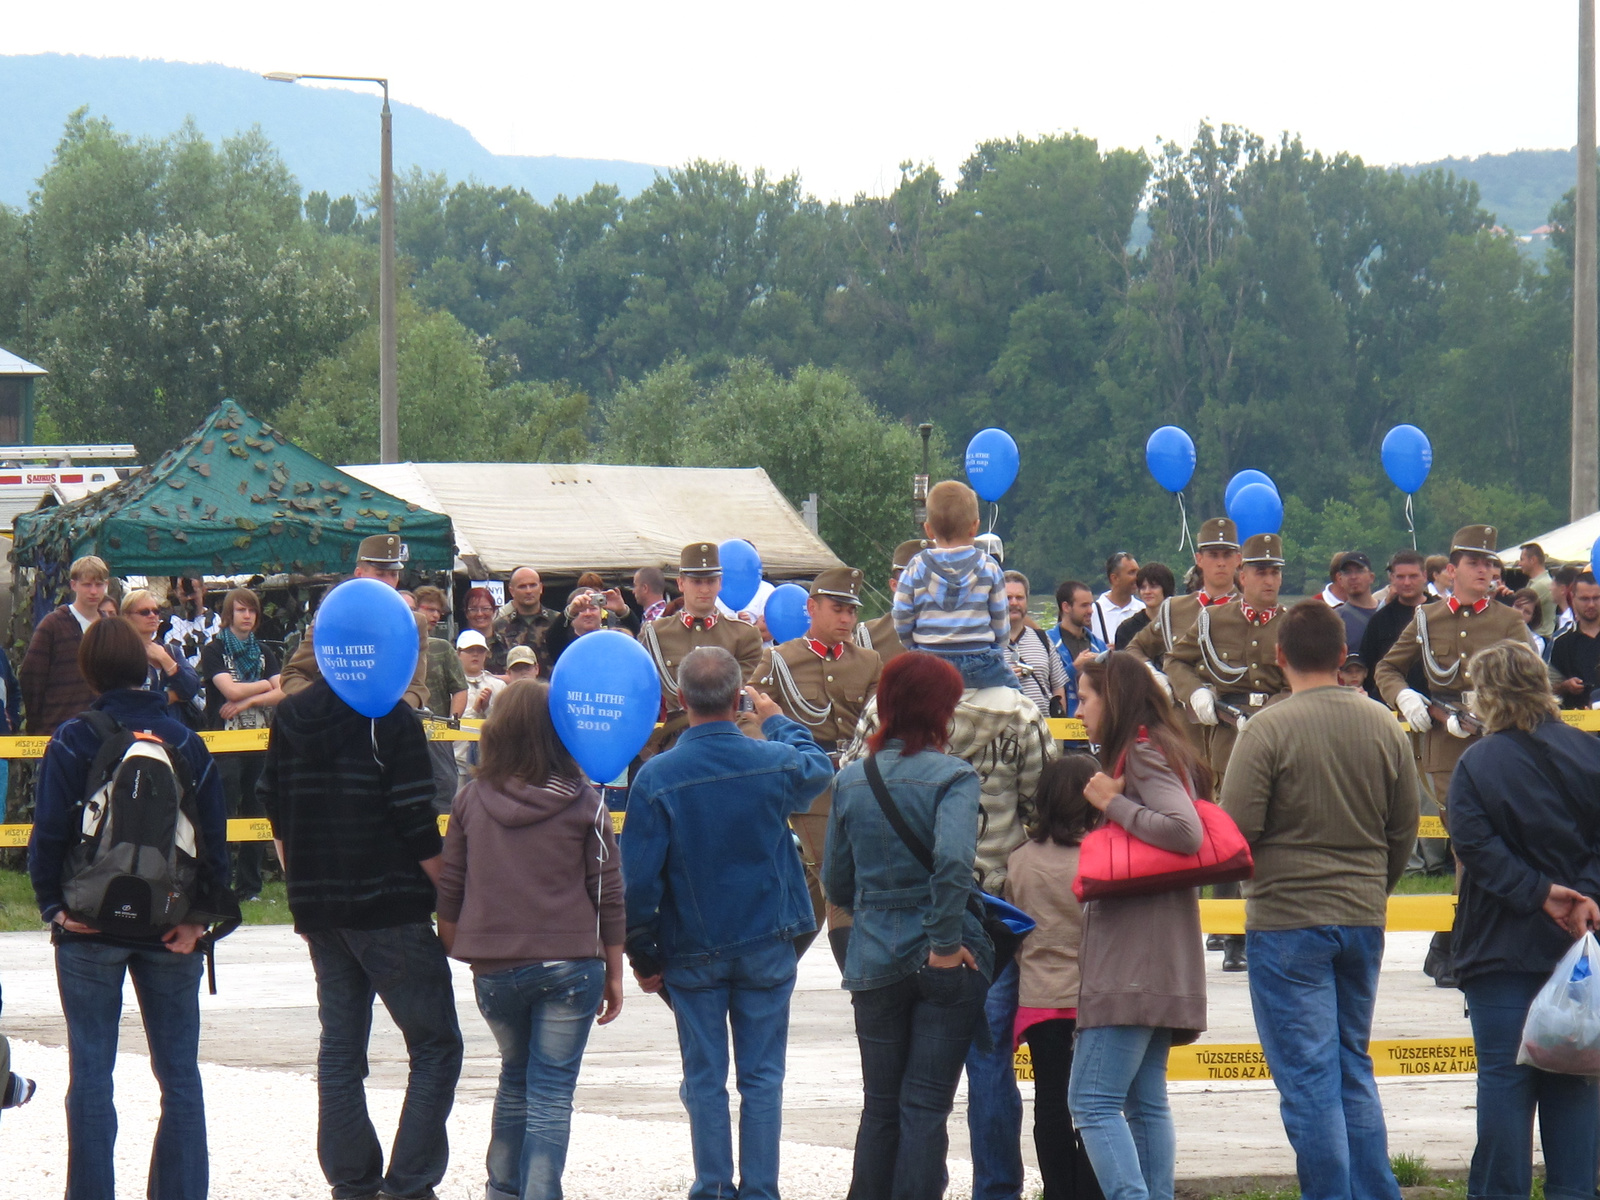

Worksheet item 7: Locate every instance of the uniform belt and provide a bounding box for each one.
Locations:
[1218,692,1269,708]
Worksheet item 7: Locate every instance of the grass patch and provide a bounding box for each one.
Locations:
[1393,873,1455,895]
[1391,1152,1432,1186]
[0,870,293,930]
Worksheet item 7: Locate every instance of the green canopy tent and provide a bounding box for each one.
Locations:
[12,399,454,584]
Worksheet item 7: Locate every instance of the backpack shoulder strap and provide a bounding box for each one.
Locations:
[80,711,132,800]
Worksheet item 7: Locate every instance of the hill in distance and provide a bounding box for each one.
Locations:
[0,53,662,208]
[1403,147,1579,236]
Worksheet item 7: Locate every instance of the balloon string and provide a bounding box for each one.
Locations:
[989,501,999,534]
[1177,492,1195,555]
[1405,494,1417,551]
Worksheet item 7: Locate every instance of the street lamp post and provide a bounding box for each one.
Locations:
[265,71,399,464]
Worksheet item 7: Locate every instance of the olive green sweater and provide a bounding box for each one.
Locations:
[1220,685,1419,931]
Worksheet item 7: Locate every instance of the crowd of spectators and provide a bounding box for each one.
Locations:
[10,516,1600,1200]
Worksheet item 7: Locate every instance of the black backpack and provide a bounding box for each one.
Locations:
[61,712,240,956]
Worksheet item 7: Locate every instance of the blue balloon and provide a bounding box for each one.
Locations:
[1144,426,1196,493]
[548,630,661,784]
[719,539,763,612]
[765,583,810,644]
[965,428,1020,502]
[1590,535,1600,583]
[1381,424,1433,494]
[313,578,421,718]
[1224,470,1278,512]
[1228,482,1284,541]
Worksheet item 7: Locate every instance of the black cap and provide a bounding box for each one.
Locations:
[1329,551,1371,579]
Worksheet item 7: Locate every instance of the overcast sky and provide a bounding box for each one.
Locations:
[7,0,1587,199]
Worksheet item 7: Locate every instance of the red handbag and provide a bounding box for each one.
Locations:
[1072,731,1253,901]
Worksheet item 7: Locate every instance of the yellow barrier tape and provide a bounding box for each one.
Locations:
[1012,1036,1479,1082]
[1196,894,1454,935]
[1418,816,1447,839]
[227,818,275,842]
[1046,709,1600,741]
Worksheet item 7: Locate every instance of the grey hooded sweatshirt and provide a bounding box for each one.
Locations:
[437,774,625,974]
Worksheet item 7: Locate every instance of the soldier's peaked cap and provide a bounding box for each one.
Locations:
[891,540,930,570]
[1451,525,1499,555]
[679,542,721,575]
[357,533,407,566]
[811,567,865,606]
[1196,518,1239,550]
[1240,532,1285,566]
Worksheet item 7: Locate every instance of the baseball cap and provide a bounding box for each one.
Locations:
[456,630,488,650]
[505,645,538,669]
[1329,551,1372,578]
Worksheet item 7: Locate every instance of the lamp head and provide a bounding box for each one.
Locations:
[263,71,301,83]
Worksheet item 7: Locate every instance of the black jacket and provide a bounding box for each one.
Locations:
[1448,718,1600,983]
[258,679,441,932]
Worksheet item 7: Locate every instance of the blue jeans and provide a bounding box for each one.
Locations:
[965,958,1022,1200]
[474,958,605,1200]
[937,646,1022,692]
[1464,971,1600,1200]
[306,922,464,1200]
[1246,926,1398,1200]
[663,939,798,1200]
[1068,1025,1175,1200]
[55,936,207,1200]
[848,964,988,1200]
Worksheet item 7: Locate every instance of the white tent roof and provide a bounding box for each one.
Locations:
[340,462,842,578]
[1519,511,1600,565]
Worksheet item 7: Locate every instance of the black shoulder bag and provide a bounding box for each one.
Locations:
[861,753,1028,975]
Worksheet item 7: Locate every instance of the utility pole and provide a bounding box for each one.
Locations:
[264,71,398,463]
[914,423,933,528]
[1574,0,1598,519]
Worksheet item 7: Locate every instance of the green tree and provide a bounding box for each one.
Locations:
[41,226,362,455]
[277,298,590,465]
[600,358,945,575]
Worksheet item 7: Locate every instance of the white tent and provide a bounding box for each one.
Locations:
[340,462,842,579]
[1516,511,1600,564]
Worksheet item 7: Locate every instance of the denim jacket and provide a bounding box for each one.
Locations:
[824,742,993,990]
[622,714,833,969]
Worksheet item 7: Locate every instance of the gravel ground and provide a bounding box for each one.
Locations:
[0,927,1488,1197]
[4,1039,911,1200]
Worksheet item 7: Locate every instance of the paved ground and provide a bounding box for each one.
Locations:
[1,927,1488,1198]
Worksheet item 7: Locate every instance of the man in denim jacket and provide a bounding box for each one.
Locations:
[623,646,834,1200]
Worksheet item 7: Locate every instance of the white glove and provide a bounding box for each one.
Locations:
[1396,689,1432,732]
[1233,712,1249,735]
[1190,687,1219,726]
[1446,715,1471,739]
[1149,668,1175,703]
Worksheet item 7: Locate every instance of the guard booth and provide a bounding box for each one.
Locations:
[0,347,43,445]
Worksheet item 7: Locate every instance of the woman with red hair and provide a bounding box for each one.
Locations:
[824,651,991,1199]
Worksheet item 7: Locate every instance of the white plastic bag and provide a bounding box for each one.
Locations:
[1518,932,1600,1075]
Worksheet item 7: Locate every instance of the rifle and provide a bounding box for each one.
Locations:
[1428,699,1484,736]
[1215,700,1249,729]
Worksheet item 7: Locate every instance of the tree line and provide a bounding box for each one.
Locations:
[0,111,1582,589]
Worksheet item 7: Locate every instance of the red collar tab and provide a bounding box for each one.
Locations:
[1239,602,1278,627]
[682,611,718,630]
[807,638,844,660]
[1196,591,1235,609]
[1446,596,1490,616]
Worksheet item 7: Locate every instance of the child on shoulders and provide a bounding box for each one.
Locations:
[892,479,1019,691]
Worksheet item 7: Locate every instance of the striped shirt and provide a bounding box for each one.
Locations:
[1007,625,1068,714]
[892,547,1009,651]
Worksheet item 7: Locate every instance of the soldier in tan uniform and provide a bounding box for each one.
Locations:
[1375,524,1535,988]
[1376,525,1537,805]
[1165,531,1290,973]
[640,542,765,755]
[753,567,882,966]
[280,533,430,710]
[1128,517,1241,674]
[853,539,928,663]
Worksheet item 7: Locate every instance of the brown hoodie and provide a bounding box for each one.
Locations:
[437,775,625,974]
